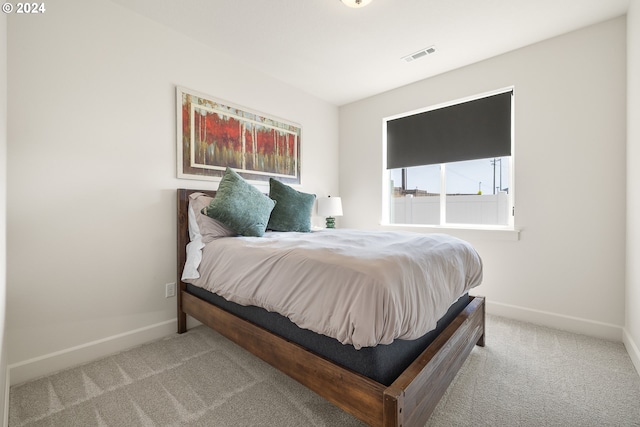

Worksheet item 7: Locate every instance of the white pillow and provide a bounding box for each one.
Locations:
[189,192,236,243]
[181,237,205,280]
[187,194,203,241]
[182,192,236,281]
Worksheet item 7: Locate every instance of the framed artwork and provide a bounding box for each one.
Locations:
[177,86,301,184]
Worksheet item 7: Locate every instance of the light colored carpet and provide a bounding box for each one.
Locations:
[9,315,640,426]
[426,316,640,427]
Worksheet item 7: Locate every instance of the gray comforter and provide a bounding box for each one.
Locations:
[184,229,483,349]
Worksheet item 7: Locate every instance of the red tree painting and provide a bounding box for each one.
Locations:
[177,87,301,184]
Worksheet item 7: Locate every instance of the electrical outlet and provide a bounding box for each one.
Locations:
[165,282,176,298]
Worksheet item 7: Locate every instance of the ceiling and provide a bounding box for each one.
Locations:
[110,0,629,106]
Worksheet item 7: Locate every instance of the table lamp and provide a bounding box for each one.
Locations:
[317,196,343,228]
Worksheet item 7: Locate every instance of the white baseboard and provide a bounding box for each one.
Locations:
[485,300,623,342]
[8,319,178,386]
[623,328,640,376]
[3,368,8,427]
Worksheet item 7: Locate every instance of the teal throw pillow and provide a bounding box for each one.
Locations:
[267,178,316,232]
[202,168,276,237]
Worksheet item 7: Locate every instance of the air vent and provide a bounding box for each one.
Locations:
[402,46,437,63]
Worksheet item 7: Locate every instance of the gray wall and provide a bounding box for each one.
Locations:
[626,2,640,372]
[1,7,8,423]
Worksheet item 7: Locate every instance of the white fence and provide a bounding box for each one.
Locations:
[391,192,509,225]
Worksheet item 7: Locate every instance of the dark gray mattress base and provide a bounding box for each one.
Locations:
[186,284,470,386]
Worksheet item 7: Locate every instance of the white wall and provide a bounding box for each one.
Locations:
[626,2,640,373]
[6,0,339,384]
[339,17,627,340]
[1,7,8,423]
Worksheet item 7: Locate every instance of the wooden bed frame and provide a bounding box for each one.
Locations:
[176,188,485,427]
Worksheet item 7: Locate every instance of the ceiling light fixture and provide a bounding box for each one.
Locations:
[340,0,372,8]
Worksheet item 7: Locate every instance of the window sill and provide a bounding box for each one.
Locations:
[379,223,520,241]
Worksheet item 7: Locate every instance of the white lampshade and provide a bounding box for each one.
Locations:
[318,196,343,217]
[340,0,372,8]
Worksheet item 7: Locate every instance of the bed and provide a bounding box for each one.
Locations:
[176,185,485,427]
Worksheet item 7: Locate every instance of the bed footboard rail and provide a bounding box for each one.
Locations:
[383,295,485,427]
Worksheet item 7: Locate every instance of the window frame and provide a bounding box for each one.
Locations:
[382,87,516,232]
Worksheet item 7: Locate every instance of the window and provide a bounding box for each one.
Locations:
[384,89,514,228]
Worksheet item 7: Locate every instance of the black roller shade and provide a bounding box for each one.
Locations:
[386,91,512,169]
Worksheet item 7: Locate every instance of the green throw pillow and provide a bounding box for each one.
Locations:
[267,178,316,232]
[202,168,276,237]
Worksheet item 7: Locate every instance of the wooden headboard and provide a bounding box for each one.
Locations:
[176,188,217,331]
